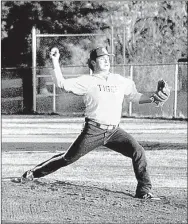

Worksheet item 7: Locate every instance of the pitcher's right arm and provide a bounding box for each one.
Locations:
[50,47,88,96]
[50,47,65,89]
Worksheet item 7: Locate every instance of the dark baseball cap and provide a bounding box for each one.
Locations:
[89,47,114,60]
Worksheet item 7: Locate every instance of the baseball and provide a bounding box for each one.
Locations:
[51,47,59,56]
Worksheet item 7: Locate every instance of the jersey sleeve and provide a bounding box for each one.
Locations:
[63,75,89,95]
[124,78,142,102]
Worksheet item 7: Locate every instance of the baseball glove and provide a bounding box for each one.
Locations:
[150,80,170,106]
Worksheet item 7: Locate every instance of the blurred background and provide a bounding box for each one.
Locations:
[1,1,187,118]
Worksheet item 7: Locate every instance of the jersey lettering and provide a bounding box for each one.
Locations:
[97,84,117,93]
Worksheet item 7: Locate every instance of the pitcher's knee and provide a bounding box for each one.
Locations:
[63,155,80,166]
[132,145,146,162]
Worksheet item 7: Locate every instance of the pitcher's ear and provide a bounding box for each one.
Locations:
[87,59,95,71]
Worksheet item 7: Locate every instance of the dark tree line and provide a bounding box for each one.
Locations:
[1,1,187,67]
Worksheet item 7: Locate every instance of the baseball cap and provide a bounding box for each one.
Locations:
[89,47,114,60]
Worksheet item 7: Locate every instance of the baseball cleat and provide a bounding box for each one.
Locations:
[11,170,34,183]
[11,177,22,183]
[135,192,161,200]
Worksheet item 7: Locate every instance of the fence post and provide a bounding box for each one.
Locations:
[32,26,37,112]
[123,26,126,76]
[173,63,178,118]
[111,25,114,73]
[129,65,133,116]
[52,83,56,113]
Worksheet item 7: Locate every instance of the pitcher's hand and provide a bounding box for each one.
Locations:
[50,47,60,61]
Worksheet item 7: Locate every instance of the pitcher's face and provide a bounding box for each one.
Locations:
[94,55,110,72]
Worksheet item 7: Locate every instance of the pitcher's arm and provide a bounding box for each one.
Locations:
[139,94,153,104]
[50,47,65,89]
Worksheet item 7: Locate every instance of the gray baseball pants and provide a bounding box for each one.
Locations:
[31,119,152,197]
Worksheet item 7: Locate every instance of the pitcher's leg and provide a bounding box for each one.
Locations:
[105,127,152,197]
[25,124,105,178]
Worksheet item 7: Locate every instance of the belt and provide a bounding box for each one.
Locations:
[85,118,117,130]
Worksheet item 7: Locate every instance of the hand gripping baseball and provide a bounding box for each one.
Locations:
[50,47,60,60]
[150,80,170,106]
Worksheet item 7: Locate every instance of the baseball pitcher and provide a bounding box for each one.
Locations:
[13,47,170,200]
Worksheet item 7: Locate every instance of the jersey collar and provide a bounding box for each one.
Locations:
[94,72,112,81]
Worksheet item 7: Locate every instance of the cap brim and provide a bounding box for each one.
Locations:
[97,53,115,57]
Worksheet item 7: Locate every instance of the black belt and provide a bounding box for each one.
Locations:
[85,118,117,130]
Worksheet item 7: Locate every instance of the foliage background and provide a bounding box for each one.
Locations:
[1,1,188,67]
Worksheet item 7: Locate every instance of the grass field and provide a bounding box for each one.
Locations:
[1,116,187,224]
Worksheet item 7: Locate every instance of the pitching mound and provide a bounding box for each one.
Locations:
[2,178,187,224]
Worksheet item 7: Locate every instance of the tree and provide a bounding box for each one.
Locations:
[1,1,187,67]
[1,1,110,67]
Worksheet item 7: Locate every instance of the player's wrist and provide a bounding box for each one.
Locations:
[139,94,153,104]
[52,59,60,68]
[150,94,155,103]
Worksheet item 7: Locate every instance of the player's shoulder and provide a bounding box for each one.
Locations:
[110,73,122,79]
[77,74,93,81]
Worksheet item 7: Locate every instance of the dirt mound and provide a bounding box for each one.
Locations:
[2,179,187,224]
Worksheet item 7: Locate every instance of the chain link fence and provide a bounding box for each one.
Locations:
[114,63,187,118]
[2,27,187,118]
[2,62,187,118]
[1,67,32,114]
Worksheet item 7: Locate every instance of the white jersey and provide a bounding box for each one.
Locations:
[62,73,141,125]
